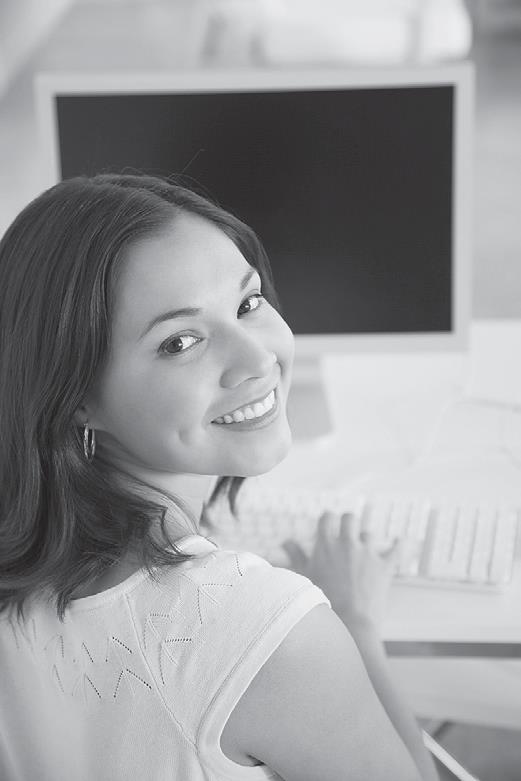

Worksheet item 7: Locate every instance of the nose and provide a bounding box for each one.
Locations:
[219,328,277,389]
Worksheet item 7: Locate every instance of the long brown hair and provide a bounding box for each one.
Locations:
[0,173,281,621]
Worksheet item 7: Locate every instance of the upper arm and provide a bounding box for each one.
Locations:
[222,604,422,781]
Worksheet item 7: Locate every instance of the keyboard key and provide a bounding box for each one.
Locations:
[489,509,518,584]
[408,500,431,543]
[387,501,411,541]
[468,505,496,583]
[447,506,476,581]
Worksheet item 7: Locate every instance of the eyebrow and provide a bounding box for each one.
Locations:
[139,266,259,340]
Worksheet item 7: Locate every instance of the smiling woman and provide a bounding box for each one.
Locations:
[0,173,292,618]
[0,173,437,781]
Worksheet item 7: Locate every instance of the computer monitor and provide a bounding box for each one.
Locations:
[36,65,473,441]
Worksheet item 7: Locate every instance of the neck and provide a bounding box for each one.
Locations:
[122,467,216,535]
[99,443,218,536]
[161,473,216,526]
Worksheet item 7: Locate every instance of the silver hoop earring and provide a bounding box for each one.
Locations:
[83,422,96,462]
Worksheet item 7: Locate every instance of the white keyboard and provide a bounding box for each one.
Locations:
[209,485,520,590]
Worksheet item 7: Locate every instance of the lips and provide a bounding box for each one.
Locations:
[212,387,279,431]
[211,385,277,423]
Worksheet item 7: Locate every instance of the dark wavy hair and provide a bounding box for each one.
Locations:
[0,173,281,621]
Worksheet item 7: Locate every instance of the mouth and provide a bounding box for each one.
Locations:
[211,386,279,431]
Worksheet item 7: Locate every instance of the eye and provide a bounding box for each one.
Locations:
[159,334,201,356]
[238,293,264,317]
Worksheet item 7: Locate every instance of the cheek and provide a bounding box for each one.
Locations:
[95,360,210,443]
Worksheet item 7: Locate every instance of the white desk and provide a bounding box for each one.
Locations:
[247,320,521,726]
[260,450,521,644]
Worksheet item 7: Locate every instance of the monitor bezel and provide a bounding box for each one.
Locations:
[35,64,474,355]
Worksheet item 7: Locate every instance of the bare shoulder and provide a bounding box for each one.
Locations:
[221,604,421,781]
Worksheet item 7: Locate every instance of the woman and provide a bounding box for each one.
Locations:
[0,173,438,780]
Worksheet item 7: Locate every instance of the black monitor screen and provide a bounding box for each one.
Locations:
[56,86,453,335]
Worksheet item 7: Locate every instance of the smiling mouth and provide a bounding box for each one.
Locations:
[212,388,276,425]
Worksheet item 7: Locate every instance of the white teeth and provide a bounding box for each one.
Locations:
[264,390,276,411]
[213,389,276,424]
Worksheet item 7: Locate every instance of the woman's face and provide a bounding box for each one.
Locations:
[84,212,294,480]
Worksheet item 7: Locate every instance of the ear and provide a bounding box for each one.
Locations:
[73,403,106,433]
[73,403,93,428]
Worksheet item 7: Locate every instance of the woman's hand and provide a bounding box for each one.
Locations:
[282,512,400,633]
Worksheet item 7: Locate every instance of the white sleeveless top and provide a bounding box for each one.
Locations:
[0,535,330,780]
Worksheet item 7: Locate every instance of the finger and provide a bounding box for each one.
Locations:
[359,529,376,547]
[339,512,361,542]
[357,496,372,535]
[316,511,338,541]
[281,539,308,572]
[380,536,401,562]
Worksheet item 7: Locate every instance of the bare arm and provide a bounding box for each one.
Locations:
[277,511,439,781]
[222,603,433,781]
[341,614,438,781]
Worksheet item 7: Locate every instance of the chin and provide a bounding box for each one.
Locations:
[235,432,293,478]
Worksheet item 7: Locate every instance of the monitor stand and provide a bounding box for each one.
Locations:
[286,356,335,443]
